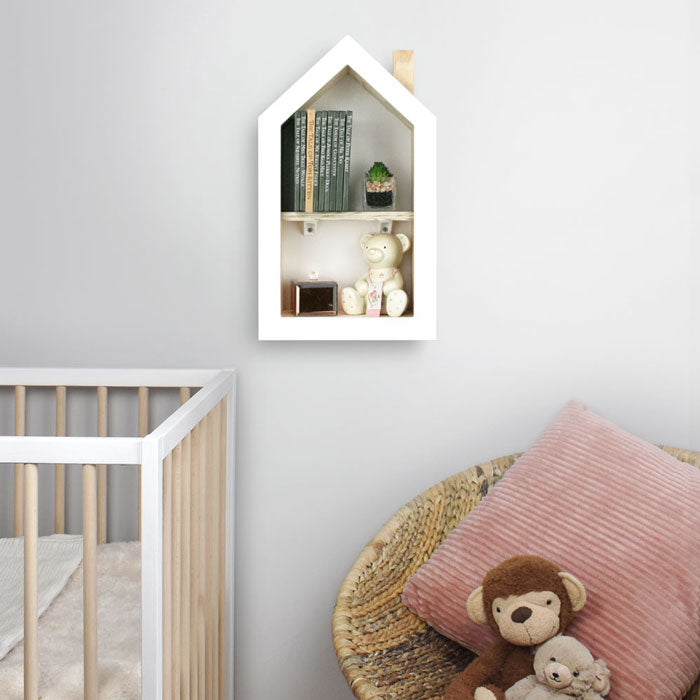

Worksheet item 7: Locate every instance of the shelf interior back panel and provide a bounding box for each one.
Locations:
[281,70,415,315]
[304,71,413,212]
[280,219,413,315]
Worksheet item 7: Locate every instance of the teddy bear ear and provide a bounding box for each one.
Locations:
[558,572,587,612]
[395,233,411,253]
[466,586,488,625]
[360,233,373,248]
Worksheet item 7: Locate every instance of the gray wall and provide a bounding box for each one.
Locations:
[1,1,698,699]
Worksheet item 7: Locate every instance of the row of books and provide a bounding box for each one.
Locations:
[281,109,353,213]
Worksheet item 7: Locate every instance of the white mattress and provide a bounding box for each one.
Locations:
[0,541,141,700]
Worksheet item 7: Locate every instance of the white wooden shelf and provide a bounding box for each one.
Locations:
[281,211,414,222]
[281,309,414,318]
[282,211,414,235]
[258,36,436,341]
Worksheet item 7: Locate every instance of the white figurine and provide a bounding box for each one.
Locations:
[341,232,411,317]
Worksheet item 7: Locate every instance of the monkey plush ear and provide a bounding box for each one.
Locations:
[466,586,488,625]
[559,572,587,612]
[395,233,411,253]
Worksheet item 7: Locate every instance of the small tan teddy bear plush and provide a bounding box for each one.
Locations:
[505,636,610,700]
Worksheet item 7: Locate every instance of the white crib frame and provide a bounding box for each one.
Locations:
[0,368,236,700]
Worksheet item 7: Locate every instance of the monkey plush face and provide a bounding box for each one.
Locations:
[490,589,563,646]
[466,555,586,647]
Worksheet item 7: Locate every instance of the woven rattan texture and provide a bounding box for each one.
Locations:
[332,448,700,700]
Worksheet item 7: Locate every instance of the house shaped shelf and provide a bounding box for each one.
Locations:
[258,36,436,341]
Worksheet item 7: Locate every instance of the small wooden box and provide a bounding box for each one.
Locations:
[291,280,338,316]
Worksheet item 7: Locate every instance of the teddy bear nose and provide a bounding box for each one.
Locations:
[511,606,532,623]
[552,672,559,679]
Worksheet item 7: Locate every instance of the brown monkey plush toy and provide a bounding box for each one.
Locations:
[444,555,587,700]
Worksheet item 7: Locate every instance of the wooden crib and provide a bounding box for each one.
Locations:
[0,368,236,700]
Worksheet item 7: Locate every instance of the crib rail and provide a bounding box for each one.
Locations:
[0,368,221,388]
[0,368,235,700]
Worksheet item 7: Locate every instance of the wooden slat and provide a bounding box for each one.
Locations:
[392,49,414,93]
[213,403,222,700]
[198,418,207,700]
[207,409,217,700]
[190,423,200,700]
[14,385,25,537]
[83,464,98,700]
[55,386,66,534]
[218,400,227,700]
[24,463,38,700]
[138,387,149,541]
[163,452,173,700]
[181,429,192,700]
[172,443,182,700]
[180,387,192,699]
[97,386,108,544]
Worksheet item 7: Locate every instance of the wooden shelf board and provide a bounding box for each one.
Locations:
[281,211,413,222]
[281,310,414,318]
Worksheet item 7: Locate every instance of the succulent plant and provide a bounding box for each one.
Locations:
[365,161,393,183]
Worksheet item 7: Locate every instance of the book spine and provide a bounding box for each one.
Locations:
[323,111,333,211]
[313,111,321,212]
[293,111,301,212]
[298,111,307,212]
[318,112,327,212]
[342,111,353,212]
[280,115,295,212]
[335,112,346,211]
[329,111,340,211]
[304,109,315,213]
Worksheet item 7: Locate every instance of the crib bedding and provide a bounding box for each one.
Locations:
[0,535,84,661]
[0,540,141,700]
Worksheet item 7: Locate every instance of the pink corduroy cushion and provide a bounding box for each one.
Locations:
[402,401,700,699]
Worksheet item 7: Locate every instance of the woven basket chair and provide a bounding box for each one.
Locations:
[332,447,700,700]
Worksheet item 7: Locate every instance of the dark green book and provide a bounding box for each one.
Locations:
[281,114,295,212]
[323,111,333,211]
[298,111,307,212]
[313,111,322,212]
[329,111,340,211]
[342,111,353,211]
[318,112,328,212]
[293,111,301,212]
[335,112,346,211]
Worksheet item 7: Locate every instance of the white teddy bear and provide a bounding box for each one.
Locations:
[340,232,410,317]
[506,636,610,700]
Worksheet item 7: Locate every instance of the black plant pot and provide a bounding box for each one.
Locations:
[363,177,396,211]
[366,191,393,207]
